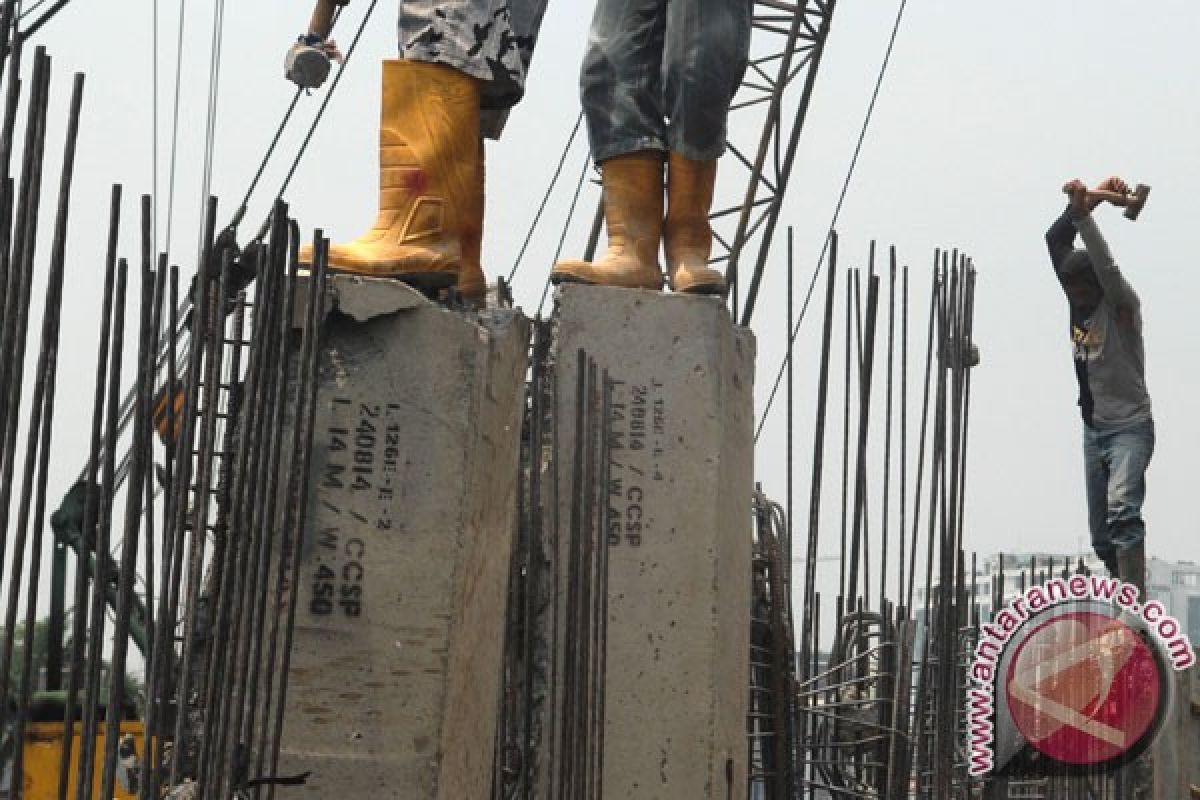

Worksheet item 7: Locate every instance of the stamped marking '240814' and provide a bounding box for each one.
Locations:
[607,380,666,548]
[311,399,403,618]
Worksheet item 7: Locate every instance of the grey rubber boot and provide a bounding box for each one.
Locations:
[1117,543,1147,602]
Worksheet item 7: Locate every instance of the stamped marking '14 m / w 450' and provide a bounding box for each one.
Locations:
[311,399,403,618]
[606,380,667,549]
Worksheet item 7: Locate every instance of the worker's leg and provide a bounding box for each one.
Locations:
[661,0,752,161]
[399,0,548,136]
[1083,427,1116,575]
[394,0,548,296]
[1106,418,1155,552]
[304,60,481,280]
[579,0,669,163]
[550,150,666,289]
[553,0,669,288]
[657,0,751,295]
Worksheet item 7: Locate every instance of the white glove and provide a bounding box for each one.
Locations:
[285,36,343,89]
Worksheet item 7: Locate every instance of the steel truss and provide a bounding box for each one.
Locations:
[712,0,838,326]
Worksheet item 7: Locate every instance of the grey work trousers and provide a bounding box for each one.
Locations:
[398,0,549,138]
[581,0,753,163]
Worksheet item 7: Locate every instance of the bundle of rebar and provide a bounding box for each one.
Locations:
[493,319,555,799]
[491,235,984,800]
[779,237,980,799]
[554,351,611,800]
[0,38,330,799]
[493,345,614,800]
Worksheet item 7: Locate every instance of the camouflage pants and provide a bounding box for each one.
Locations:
[399,0,549,138]
[581,0,753,162]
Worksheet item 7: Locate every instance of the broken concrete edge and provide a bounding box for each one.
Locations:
[291,272,428,326]
[290,272,475,325]
[329,274,429,321]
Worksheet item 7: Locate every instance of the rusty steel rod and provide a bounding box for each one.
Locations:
[879,249,896,615]
[265,228,328,797]
[98,251,156,800]
[167,195,222,788]
[75,252,129,800]
[845,273,879,606]
[253,215,303,785]
[7,62,73,794]
[58,182,121,800]
[0,46,49,607]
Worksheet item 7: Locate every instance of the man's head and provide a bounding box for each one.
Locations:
[1058,248,1103,310]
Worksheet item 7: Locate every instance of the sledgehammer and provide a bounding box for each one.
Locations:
[1065,183,1152,221]
[288,0,350,89]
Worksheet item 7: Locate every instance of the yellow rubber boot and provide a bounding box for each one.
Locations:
[456,139,486,305]
[664,152,725,295]
[300,60,480,287]
[551,151,665,290]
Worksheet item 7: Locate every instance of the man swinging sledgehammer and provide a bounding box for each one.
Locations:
[1045,176,1155,600]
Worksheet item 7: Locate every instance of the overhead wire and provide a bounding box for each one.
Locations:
[536,150,591,317]
[16,0,48,23]
[194,0,227,265]
[507,109,584,285]
[230,4,352,237]
[151,0,158,253]
[163,0,187,258]
[14,0,73,40]
[158,1,369,251]
[268,0,379,223]
[232,89,302,234]
[0,0,83,51]
[754,0,910,442]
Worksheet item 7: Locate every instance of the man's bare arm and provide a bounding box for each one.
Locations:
[307,0,348,39]
[1046,205,1077,271]
[1065,177,1140,309]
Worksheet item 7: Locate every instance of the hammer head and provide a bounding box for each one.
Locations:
[1124,183,1151,221]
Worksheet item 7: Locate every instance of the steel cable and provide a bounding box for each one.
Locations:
[267,1,377,220]
[194,0,227,267]
[17,0,48,21]
[535,150,591,317]
[151,0,158,249]
[754,0,910,442]
[506,109,584,284]
[164,0,187,257]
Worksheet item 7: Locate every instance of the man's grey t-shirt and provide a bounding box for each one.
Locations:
[1048,211,1153,429]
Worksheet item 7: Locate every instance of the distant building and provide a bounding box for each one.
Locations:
[913,552,1200,645]
[1148,557,1200,644]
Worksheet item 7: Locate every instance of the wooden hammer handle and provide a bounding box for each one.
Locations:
[307,0,348,39]
[1080,189,1135,207]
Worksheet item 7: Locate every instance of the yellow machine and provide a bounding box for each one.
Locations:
[21,721,144,800]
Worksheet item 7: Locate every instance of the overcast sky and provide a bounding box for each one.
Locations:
[14,1,1200,620]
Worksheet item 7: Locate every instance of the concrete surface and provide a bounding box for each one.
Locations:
[550,284,756,798]
[1152,656,1200,799]
[277,275,529,798]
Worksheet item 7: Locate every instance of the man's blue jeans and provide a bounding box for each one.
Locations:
[580,0,753,163]
[1083,417,1154,568]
